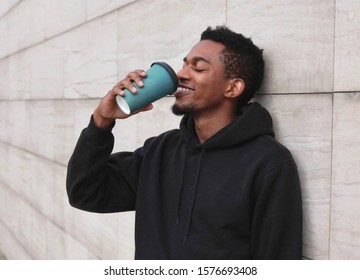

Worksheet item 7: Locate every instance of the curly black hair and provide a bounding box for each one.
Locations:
[201,26,265,110]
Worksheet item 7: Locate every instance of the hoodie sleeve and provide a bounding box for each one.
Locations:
[251,159,302,260]
[66,116,142,213]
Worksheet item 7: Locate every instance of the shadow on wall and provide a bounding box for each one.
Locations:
[0,250,6,260]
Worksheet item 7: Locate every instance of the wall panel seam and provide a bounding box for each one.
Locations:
[328,0,337,260]
[0,0,23,21]
[0,2,131,61]
[0,217,33,259]
[0,179,101,260]
[0,140,67,168]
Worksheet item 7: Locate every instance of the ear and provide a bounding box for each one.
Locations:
[224,78,245,99]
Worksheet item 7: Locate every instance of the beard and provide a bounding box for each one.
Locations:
[171,102,196,116]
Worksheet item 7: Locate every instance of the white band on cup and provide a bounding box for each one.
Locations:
[116,95,131,115]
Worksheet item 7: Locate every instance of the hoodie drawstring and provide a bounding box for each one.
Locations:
[176,138,190,225]
[183,148,205,243]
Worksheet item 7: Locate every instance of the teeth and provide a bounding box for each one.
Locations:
[177,87,194,92]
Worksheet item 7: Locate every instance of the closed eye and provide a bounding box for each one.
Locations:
[183,56,209,73]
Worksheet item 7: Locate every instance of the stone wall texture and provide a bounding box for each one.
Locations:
[0,0,359,260]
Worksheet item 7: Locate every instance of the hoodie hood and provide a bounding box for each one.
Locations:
[179,102,275,149]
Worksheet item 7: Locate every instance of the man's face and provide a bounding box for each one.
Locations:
[172,40,231,116]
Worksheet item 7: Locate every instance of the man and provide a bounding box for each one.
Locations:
[66,26,302,259]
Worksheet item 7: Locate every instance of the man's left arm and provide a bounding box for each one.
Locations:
[251,159,302,260]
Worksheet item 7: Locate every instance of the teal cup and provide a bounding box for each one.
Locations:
[116,62,178,115]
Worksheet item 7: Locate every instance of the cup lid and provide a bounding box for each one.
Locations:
[151,62,179,88]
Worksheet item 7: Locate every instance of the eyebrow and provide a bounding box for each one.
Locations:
[183,56,210,64]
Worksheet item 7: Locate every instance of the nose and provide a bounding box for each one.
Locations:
[176,65,190,81]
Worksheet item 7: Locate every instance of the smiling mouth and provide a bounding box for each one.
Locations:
[174,85,195,97]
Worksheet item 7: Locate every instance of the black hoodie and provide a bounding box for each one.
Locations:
[66,102,302,259]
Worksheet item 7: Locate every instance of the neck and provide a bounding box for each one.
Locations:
[193,110,237,143]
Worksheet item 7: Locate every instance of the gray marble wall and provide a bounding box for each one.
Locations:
[0,0,359,259]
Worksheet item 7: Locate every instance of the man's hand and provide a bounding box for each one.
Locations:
[93,70,153,128]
